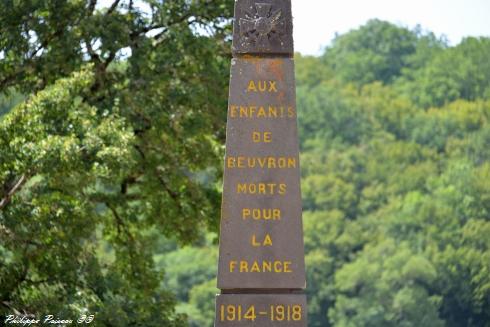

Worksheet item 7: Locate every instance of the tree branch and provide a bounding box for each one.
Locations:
[154,168,185,214]
[0,175,28,210]
[84,40,102,64]
[153,14,193,41]
[106,0,121,16]
[87,0,98,15]
[103,51,116,69]
[1,301,23,315]
[120,174,142,195]
[105,201,134,243]
[133,143,185,215]
[0,26,64,91]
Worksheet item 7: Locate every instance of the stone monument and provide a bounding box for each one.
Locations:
[215,0,307,325]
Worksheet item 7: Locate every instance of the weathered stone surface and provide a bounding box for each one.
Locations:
[217,57,305,290]
[215,294,307,326]
[232,0,294,55]
[215,1,306,325]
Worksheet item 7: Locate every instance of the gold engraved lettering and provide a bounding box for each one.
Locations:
[247,80,278,93]
[262,261,272,272]
[258,183,266,194]
[240,106,249,117]
[257,107,267,118]
[227,157,297,169]
[251,261,261,272]
[237,184,248,194]
[236,183,287,195]
[269,106,278,117]
[247,80,257,92]
[251,234,273,247]
[229,261,237,272]
[252,132,272,143]
[229,260,294,273]
[229,105,296,118]
[230,105,238,118]
[242,208,282,220]
[279,183,287,195]
[258,81,267,92]
[240,261,249,272]
[237,158,245,168]
[269,81,278,92]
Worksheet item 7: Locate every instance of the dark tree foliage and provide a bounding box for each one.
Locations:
[0,0,232,324]
[402,37,490,107]
[323,19,447,86]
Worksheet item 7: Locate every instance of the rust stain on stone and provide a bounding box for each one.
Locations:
[268,59,285,81]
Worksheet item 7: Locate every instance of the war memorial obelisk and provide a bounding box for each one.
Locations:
[215,0,307,325]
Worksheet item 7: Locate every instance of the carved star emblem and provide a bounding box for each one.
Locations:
[239,3,286,48]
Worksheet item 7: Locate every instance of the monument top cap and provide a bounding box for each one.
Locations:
[232,0,294,56]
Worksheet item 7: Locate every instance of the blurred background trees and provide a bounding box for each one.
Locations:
[1,2,489,326]
[164,19,489,327]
